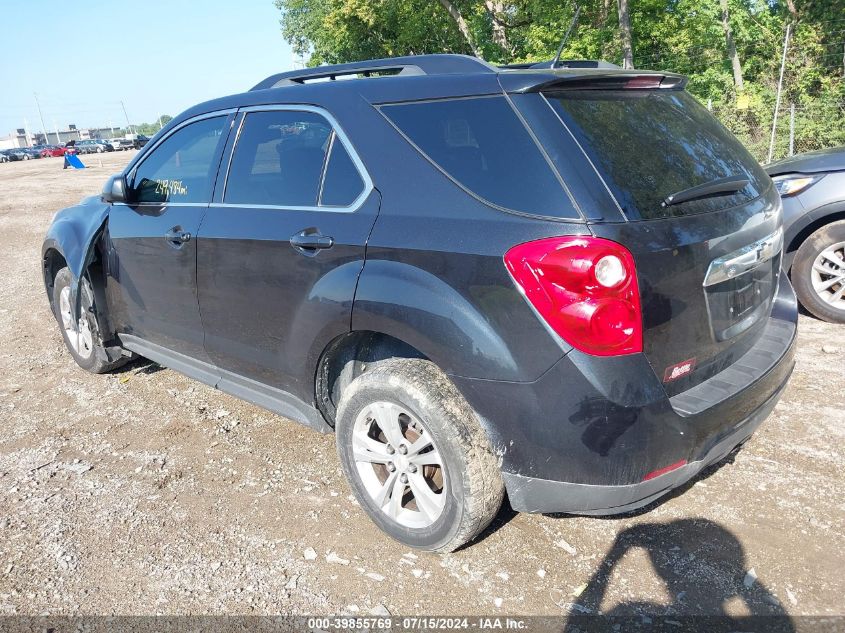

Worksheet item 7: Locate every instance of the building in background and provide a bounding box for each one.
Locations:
[0,125,125,149]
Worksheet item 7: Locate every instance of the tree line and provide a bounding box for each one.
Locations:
[275,0,845,160]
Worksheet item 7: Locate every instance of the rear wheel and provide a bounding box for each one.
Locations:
[52,267,128,373]
[335,358,504,552]
[792,220,845,324]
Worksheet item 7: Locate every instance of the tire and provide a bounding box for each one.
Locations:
[52,267,128,373]
[336,358,504,553]
[791,220,845,324]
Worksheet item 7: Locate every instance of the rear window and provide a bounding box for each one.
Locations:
[546,90,769,220]
[380,96,578,218]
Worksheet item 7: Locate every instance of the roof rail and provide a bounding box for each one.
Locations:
[499,59,621,70]
[251,54,496,91]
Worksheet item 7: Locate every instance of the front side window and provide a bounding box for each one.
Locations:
[380,96,577,218]
[224,110,365,208]
[130,116,227,204]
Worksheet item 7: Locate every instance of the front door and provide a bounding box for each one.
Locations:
[108,113,232,362]
[197,106,379,401]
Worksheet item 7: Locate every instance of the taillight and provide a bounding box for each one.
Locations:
[504,236,642,356]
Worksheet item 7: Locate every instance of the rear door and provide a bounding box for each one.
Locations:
[197,105,379,400]
[529,87,781,394]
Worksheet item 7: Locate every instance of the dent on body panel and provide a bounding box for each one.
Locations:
[352,260,519,379]
[43,200,111,322]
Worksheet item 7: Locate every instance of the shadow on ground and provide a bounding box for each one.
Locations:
[560,517,795,632]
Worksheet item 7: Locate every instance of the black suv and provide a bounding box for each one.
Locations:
[42,55,797,552]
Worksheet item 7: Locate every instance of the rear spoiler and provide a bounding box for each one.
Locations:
[499,70,687,94]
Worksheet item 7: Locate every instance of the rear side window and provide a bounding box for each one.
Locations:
[381,96,577,218]
[320,137,365,207]
[131,116,227,204]
[546,90,770,220]
[225,109,366,208]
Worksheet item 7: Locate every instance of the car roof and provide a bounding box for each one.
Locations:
[171,53,685,128]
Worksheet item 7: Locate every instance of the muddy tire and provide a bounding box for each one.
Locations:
[52,267,127,373]
[335,358,504,553]
[791,220,845,324]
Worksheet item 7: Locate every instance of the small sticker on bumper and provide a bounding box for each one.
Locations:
[663,357,696,382]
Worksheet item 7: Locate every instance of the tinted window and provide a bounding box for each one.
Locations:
[131,116,227,204]
[225,111,332,207]
[546,90,769,220]
[381,96,575,218]
[320,136,365,206]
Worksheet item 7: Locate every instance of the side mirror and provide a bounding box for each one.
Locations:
[102,174,127,203]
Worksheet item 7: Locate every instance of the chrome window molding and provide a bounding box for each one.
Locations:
[127,108,236,188]
[219,104,373,213]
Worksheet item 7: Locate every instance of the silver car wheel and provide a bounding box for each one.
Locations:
[352,401,446,529]
[59,285,94,359]
[811,240,845,311]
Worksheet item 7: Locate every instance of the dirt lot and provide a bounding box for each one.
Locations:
[0,152,843,619]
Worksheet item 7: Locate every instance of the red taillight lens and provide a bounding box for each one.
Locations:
[504,236,643,356]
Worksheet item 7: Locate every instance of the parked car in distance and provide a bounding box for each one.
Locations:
[75,139,113,154]
[46,142,79,157]
[42,54,797,552]
[132,134,150,149]
[4,148,31,161]
[39,144,69,158]
[766,146,845,323]
[0,151,9,163]
[118,138,135,151]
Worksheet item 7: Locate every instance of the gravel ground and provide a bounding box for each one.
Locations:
[0,152,843,618]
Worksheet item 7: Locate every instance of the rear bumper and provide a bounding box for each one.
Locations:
[452,271,798,515]
[502,375,787,514]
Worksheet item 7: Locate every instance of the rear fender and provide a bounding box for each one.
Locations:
[351,259,522,380]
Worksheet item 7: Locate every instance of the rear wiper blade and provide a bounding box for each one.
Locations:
[662,176,749,208]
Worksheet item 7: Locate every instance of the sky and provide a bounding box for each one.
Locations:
[0,0,296,136]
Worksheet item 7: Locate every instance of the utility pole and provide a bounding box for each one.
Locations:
[159,115,164,130]
[53,118,60,144]
[789,103,795,156]
[767,23,791,164]
[34,93,51,145]
[121,100,134,135]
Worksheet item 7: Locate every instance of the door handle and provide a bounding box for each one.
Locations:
[165,227,191,246]
[290,230,334,252]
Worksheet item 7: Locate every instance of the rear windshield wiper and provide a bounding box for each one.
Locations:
[662,176,749,208]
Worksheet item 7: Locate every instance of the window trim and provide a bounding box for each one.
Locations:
[218,104,373,213]
[122,108,236,208]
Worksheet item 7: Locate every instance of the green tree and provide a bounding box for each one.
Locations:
[275,0,845,160]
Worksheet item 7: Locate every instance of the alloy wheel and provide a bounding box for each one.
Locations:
[59,286,94,359]
[811,240,845,311]
[352,401,446,528]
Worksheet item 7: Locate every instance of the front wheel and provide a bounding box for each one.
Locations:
[336,359,504,553]
[52,267,128,373]
[792,220,845,324]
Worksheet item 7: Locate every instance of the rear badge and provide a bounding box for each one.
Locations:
[663,358,696,383]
